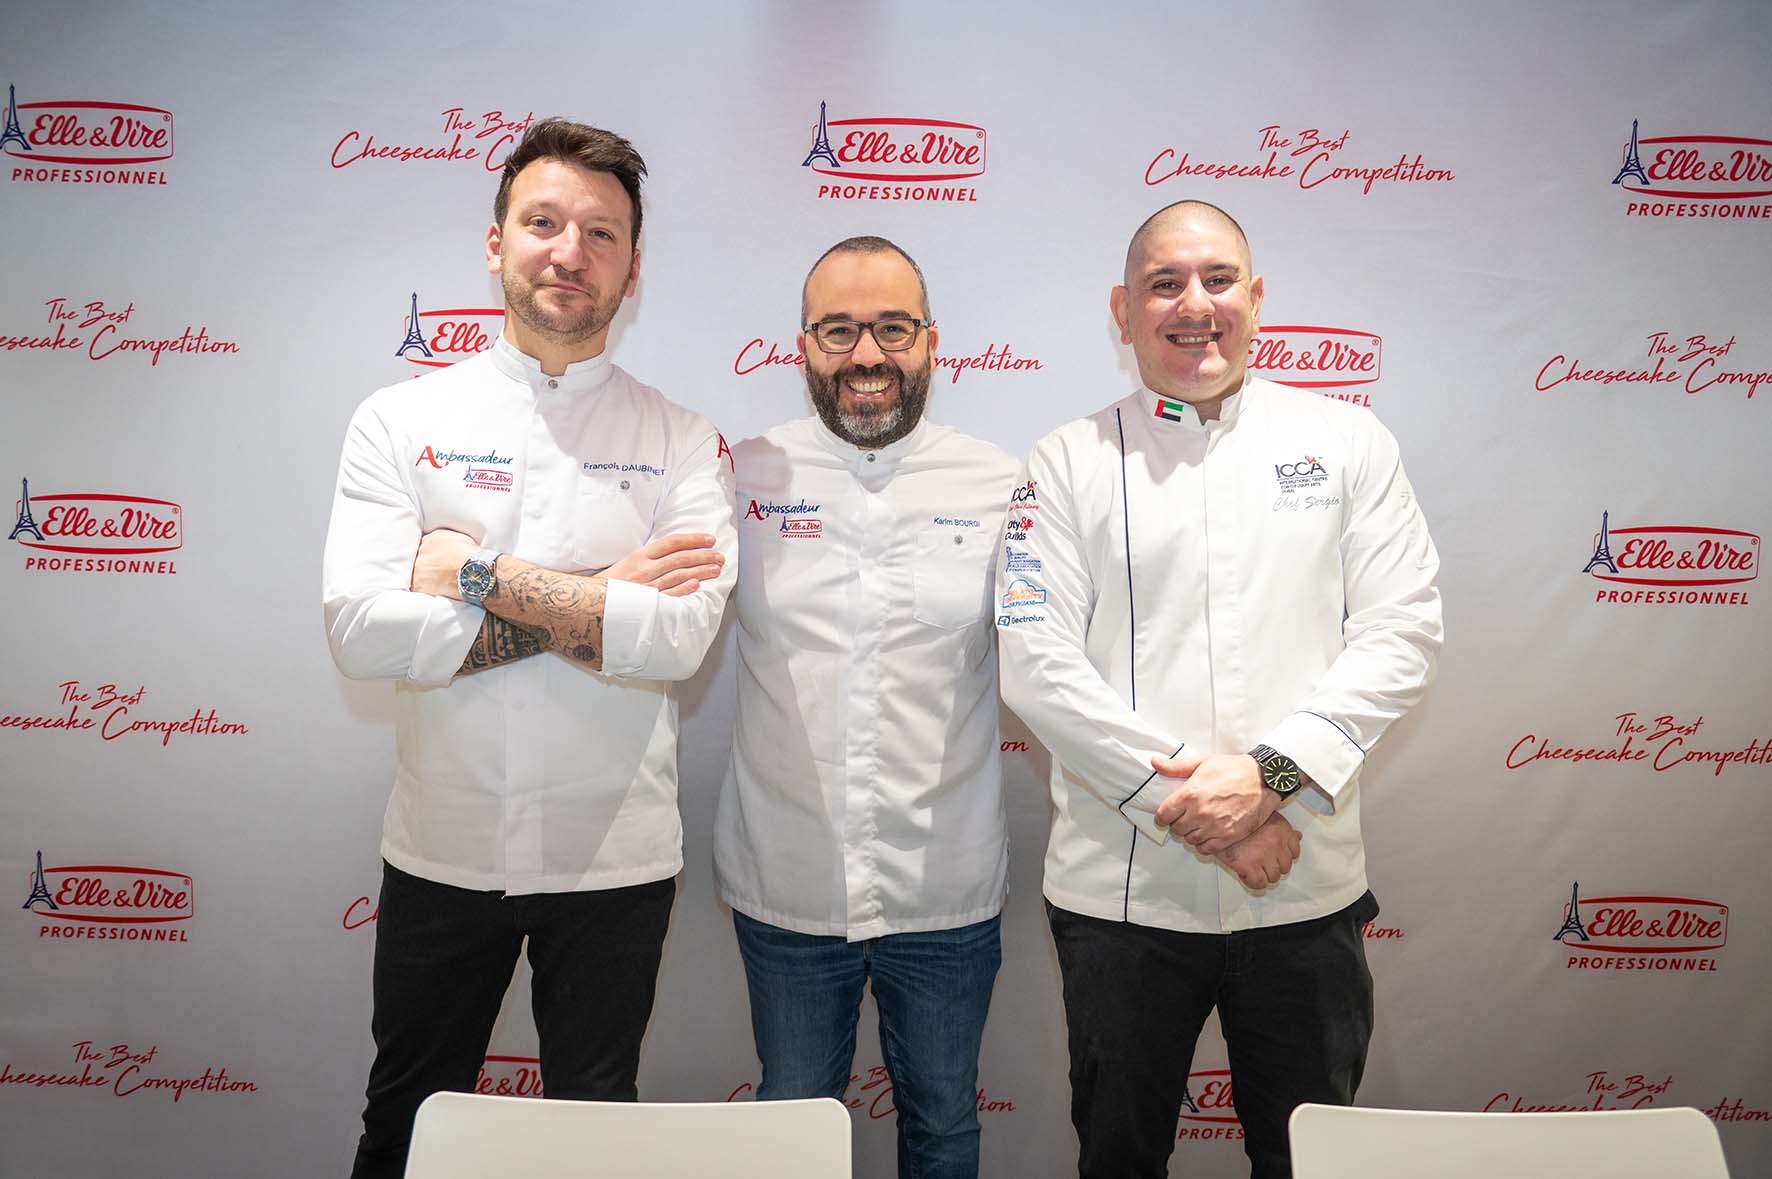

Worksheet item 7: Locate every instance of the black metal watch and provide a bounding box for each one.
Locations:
[1248,744,1303,798]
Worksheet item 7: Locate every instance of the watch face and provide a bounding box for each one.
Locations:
[1262,758,1301,795]
[460,560,495,603]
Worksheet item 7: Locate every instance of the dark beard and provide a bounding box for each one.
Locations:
[805,360,931,449]
[502,271,621,345]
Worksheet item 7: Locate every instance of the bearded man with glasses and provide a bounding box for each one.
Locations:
[713,236,1021,1179]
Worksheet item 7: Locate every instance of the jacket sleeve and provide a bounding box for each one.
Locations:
[994,436,1181,844]
[321,401,481,686]
[1258,417,1443,809]
[598,421,738,681]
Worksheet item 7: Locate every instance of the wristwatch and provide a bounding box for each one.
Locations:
[1248,744,1304,798]
[458,548,502,607]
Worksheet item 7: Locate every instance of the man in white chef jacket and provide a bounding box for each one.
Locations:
[996,200,1442,1179]
[322,119,736,1179]
[714,236,1020,1178]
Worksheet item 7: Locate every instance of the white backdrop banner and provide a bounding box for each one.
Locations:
[3,2,1769,1176]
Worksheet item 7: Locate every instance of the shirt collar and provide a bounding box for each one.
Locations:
[1140,374,1251,433]
[810,414,930,485]
[490,333,616,396]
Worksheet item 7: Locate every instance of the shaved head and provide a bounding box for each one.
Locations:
[1124,200,1251,285]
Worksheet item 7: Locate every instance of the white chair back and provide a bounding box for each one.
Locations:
[1289,1103,1729,1178]
[403,1092,852,1178]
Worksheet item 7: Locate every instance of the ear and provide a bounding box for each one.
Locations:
[623,247,641,298]
[485,222,503,275]
[796,330,808,361]
[925,320,939,357]
[1110,284,1132,344]
[1249,274,1264,326]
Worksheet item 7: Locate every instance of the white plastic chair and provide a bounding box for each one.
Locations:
[403,1092,852,1178]
[1289,1102,1729,1178]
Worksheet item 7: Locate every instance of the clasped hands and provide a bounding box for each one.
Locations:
[410,529,724,599]
[1153,751,1302,890]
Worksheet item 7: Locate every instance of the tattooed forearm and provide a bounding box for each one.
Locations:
[457,612,548,677]
[482,560,608,671]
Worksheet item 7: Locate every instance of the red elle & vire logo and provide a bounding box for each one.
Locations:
[1250,326,1382,407]
[1582,510,1757,607]
[21,850,194,945]
[2,82,172,187]
[1177,1068,1243,1142]
[332,107,532,171]
[727,1063,1014,1121]
[9,477,181,576]
[394,292,503,371]
[1611,117,1772,221]
[1486,1070,1767,1125]
[799,99,986,204]
[1145,124,1454,196]
[1537,329,1768,401]
[478,1055,545,1098]
[1553,881,1728,973]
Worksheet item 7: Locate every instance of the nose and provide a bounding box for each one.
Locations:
[850,326,888,366]
[1178,275,1214,317]
[550,223,587,272]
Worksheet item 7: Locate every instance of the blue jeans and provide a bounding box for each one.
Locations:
[732,910,1002,1179]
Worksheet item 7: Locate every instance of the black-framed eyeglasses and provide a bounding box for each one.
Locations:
[802,317,930,354]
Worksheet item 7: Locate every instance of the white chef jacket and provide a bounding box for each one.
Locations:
[713,416,1021,940]
[322,336,737,895]
[996,378,1441,933]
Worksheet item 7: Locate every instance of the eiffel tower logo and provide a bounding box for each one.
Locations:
[1613,118,1650,187]
[1553,881,1589,943]
[22,851,58,911]
[0,85,30,155]
[1583,510,1618,574]
[801,100,841,170]
[394,292,433,359]
[9,477,44,542]
[1179,1084,1201,1115]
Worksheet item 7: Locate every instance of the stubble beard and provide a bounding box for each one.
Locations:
[503,270,622,347]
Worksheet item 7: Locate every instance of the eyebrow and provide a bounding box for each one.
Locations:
[1143,263,1241,280]
[811,309,919,323]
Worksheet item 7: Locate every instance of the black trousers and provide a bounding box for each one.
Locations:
[1047,891,1378,1179]
[350,862,676,1179]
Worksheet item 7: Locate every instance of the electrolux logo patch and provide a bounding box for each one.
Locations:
[800,100,986,203]
[1611,117,1772,220]
[2,83,173,186]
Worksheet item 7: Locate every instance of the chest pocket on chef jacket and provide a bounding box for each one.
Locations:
[911,527,993,630]
[569,471,654,571]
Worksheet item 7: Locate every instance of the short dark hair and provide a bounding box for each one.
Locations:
[802,235,931,324]
[493,118,647,248]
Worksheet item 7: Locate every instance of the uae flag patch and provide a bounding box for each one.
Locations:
[1154,397,1188,422]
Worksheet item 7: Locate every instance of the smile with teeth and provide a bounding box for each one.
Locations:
[1167,329,1220,345]
[844,376,895,395]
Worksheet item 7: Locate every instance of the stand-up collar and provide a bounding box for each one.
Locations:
[1140,374,1252,433]
[810,415,930,487]
[490,334,616,396]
